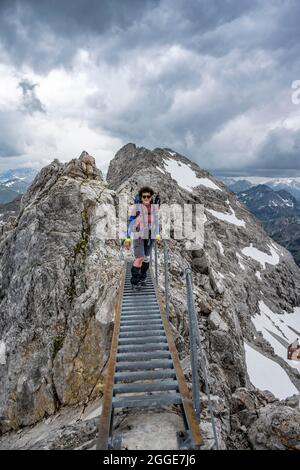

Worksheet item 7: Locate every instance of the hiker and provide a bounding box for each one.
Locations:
[288,338,300,360]
[124,186,161,289]
[291,338,299,350]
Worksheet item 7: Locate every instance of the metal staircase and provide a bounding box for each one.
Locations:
[97,261,203,450]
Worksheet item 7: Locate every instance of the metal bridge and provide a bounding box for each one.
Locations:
[97,242,218,450]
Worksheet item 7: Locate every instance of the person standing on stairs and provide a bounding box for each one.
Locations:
[124,186,161,290]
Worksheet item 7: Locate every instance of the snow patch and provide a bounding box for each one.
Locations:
[236,253,246,271]
[217,241,224,255]
[162,158,222,192]
[255,271,262,280]
[0,340,6,365]
[241,243,280,269]
[206,206,246,227]
[244,342,298,400]
[251,301,300,372]
[156,166,166,174]
[197,177,222,191]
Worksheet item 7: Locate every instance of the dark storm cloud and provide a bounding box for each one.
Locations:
[0,0,299,175]
[251,127,300,171]
[0,0,159,71]
[18,78,46,114]
[0,0,268,71]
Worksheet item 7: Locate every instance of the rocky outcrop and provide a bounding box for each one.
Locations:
[0,152,119,433]
[248,401,300,450]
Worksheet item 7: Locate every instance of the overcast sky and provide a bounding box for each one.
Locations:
[0,0,300,177]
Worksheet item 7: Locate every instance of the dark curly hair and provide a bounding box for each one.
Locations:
[138,186,154,197]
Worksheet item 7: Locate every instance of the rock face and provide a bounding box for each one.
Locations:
[1,143,300,449]
[0,152,119,433]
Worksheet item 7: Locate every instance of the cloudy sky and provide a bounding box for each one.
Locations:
[0,0,300,177]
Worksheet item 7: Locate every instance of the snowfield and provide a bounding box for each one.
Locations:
[244,342,298,400]
[241,243,280,269]
[161,157,222,192]
[206,206,246,227]
[251,301,300,372]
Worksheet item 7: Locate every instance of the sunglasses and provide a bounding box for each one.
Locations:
[142,194,152,199]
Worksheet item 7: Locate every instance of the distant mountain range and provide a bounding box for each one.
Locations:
[0,168,38,204]
[220,176,300,201]
[238,185,300,219]
[236,184,300,266]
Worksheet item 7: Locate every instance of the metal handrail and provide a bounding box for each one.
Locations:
[186,268,201,421]
[151,238,218,449]
[154,239,158,283]
[152,239,171,321]
[163,240,170,321]
[185,267,219,450]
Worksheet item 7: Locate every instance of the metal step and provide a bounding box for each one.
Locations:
[123,287,155,291]
[115,359,174,371]
[118,335,167,345]
[113,380,179,394]
[112,393,182,409]
[120,313,161,320]
[121,309,160,316]
[122,306,159,311]
[124,283,153,287]
[122,301,157,306]
[119,329,165,338]
[116,351,171,362]
[114,369,177,382]
[123,294,156,298]
[123,291,155,295]
[117,343,169,353]
[121,307,160,313]
[119,324,164,332]
[120,321,163,327]
[120,320,163,327]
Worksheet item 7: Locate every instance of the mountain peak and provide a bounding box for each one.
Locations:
[106,143,215,193]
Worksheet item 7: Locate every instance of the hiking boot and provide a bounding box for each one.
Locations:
[131,265,141,286]
[131,281,142,291]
